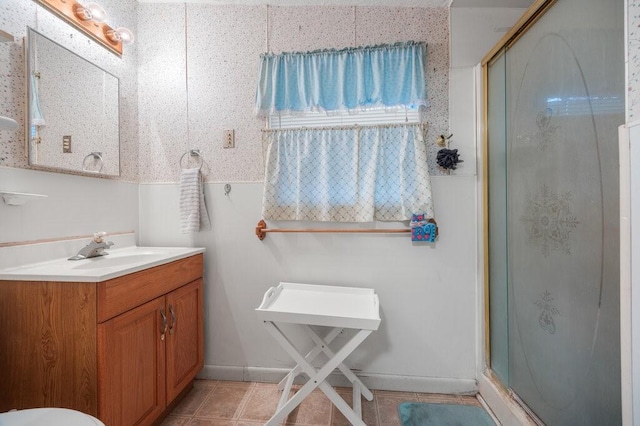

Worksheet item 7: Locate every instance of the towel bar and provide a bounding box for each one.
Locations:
[255,219,412,240]
[179,149,203,170]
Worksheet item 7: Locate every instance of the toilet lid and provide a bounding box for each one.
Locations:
[0,408,105,426]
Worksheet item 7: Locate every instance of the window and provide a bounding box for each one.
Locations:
[268,107,420,129]
[261,122,433,222]
[256,42,433,223]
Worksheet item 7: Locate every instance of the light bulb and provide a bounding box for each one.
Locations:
[74,2,106,23]
[106,27,134,44]
[85,3,107,22]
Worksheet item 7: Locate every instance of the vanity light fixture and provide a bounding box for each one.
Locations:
[33,0,134,56]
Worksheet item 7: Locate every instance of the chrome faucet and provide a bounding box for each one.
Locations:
[68,232,114,260]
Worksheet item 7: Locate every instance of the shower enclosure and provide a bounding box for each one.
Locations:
[484,0,624,424]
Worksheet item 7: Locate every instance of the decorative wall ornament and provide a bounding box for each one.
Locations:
[435,134,463,171]
[520,185,580,256]
[534,290,561,334]
[436,148,462,170]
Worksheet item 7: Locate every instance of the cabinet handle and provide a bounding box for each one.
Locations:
[169,305,176,335]
[160,309,168,340]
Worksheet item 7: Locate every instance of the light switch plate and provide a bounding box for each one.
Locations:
[224,130,235,148]
[63,135,71,153]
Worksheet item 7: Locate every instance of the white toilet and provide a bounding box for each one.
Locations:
[0,408,104,425]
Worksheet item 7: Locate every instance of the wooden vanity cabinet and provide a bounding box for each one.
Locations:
[0,253,204,426]
[98,278,204,425]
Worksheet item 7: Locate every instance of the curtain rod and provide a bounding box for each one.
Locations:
[255,219,439,240]
[261,122,428,133]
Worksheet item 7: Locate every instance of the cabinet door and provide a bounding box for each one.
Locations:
[98,296,166,426]
[0,281,97,414]
[166,279,204,402]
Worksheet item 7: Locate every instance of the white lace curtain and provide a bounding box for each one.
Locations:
[262,123,434,222]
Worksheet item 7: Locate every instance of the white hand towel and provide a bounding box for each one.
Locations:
[30,73,46,126]
[179,168,211,233]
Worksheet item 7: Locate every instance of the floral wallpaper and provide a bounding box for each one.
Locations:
[3,3,450,183]
[629,0,640,121]
[137,5,450,183]
[0,0,138,181]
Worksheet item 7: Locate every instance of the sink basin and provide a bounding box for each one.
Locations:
[71,254,163,270]
[0,246,205,282]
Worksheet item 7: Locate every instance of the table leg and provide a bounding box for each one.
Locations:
[277,369,295,410]
[277,327,343,391]
[353,382,362,418]
[305,326,375,401]
[263,321,371,426]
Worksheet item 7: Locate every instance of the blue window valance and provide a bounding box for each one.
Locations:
[255,41,427,117]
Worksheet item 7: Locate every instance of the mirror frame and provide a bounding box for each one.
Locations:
[25,27,121,177]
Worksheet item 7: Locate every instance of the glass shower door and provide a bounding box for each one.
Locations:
[486,0,624,423]
[487,50,508,385]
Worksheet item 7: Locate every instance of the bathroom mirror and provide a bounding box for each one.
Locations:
[26,27,120,176]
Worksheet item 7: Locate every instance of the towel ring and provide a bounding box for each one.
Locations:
[180,149,203,170]
[82,152,104,173]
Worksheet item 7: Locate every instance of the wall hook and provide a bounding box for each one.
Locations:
[436,134,453,147]
[224,184,231,196]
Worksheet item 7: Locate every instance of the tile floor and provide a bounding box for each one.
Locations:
[161,380,486,426]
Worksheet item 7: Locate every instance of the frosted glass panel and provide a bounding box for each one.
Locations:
[487,51,509,384]
[486,0,623,423]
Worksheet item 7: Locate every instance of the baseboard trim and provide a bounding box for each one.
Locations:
[197,365,478,395]
[478,371,537,426]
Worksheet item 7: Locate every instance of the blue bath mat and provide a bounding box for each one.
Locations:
[398,402,495,426]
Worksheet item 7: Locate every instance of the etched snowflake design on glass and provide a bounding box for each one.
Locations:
[520,185,580,256]
[534,290,561,334]
[534,108,559,150]
[515,107,559,151]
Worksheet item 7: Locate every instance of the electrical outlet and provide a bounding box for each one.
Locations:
[224,129,235,148]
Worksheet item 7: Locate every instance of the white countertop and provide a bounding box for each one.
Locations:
[0,246,205,282]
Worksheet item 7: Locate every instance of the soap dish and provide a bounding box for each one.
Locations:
[0,191,48,206]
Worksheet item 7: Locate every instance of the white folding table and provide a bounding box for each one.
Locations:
[256,282,381,426]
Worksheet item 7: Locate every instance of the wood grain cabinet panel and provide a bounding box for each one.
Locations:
[98,297,166,426]
[166,279,204,402]
[0,254,204,426]
[97,254,203,322]
[0,281,97,414]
